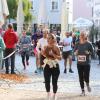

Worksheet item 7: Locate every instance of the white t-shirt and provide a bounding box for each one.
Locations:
[36,38,48,53]
[62,36,72,52]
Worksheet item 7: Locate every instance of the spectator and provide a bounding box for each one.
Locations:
[3,24,18,74]
[0,28,5,68]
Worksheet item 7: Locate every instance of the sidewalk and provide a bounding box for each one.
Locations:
[0,55,100,100]
[0,88,100,100]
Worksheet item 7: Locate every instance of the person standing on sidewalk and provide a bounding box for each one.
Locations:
[74,31,94,96]
[42,34,61,100]
[3,24,18,74]
[19,30,31,70]
[0,28,5,68]
[62,32,74,73]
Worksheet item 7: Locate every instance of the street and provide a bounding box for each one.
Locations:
[0,55,100,99]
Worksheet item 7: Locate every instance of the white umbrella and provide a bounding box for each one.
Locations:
[61,0,68,39]
[17,0,24,36]
[37,0,47,27]
[0,0,9,27]
[73,17,93,28]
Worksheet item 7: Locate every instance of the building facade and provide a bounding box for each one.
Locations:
[73,0,92,21]
[30,0,73,32]
[93,0,100,26]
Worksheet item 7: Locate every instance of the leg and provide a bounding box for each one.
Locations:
[68,51,74,73]
[2,59,4,69]
[40,54,45,72]
[84,65,91,92]
[63,52,67,73]
[64,59,67,73]
[5,58,9,74]
[44,64,51,93]
[52,64,60,93]
[72,49,75,61]
[77,64,85,91]
[21,51,26,69]
[4,49,10,74]
[26,51,29,66]
[1,51,5,69]
[98,55,100,64]
[68,55,74,73]
[11,49,15,74]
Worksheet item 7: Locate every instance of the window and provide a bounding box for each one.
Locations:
[51,1,58,11]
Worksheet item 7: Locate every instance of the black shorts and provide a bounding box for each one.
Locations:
[62,50,72,59]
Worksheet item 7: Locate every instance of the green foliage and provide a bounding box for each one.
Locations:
[7,0,17,19]
[89,25,99,42]
[22,0,33,23]
[7,0,33,23]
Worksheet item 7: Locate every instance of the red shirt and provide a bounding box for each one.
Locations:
[3,29,18,48]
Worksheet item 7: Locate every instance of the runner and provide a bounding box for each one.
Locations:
[3,24,18,74]
[31,30,43,73]
[36,29,48,73]
[42,34,61,100]
[62,32,74,73]
[19,30,31,70]
[74,31,94,96]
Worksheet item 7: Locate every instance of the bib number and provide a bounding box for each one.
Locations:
[78,55,86,62]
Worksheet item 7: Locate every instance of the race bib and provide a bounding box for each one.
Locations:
[78,55,86,62]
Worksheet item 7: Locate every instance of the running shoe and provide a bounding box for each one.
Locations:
[69,69,74,73]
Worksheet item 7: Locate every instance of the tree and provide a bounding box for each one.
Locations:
[22,0,33,23]
[7,0,33,23]
[7,0,17,21]
[89,25,99,43]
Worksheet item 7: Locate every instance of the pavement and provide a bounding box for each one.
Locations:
[0,55,100,100]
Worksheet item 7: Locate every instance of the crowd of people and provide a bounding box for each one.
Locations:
[0,23,100,100]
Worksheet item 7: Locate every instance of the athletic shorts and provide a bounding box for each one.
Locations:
[62,50,72,59]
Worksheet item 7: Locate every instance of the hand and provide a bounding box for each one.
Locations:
[74,50,78,55]
[64,43,70,46]
[49,50,53,55]
[85,51,90,54]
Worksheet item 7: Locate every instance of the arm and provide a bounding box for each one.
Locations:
[41,46,47,57]
[74,43,78,56]
[88,42,94,55]
[53,46,62,60]
[36,39,41,53]
[84,42,94,55]
[15,32,18,43]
